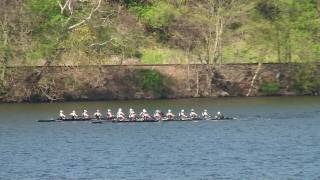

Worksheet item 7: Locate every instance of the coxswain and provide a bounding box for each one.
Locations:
[140,109,151,120]
[93,109,102,119]
[202,109,211,119]
[59,110,66,120]
[215,111,224,120]
[82,110,89,119]
[106,109,114,120]
[166,109,175,120]
[70,110,78,119]
[154,110,162,120]
[128,108,137,121]
[190,109,198,119]
[178,109,188,120]
[117,108,126,121]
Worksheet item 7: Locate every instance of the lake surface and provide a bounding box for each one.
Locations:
[0,97,320,179]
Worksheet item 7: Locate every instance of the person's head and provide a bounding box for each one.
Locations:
[72,110,76,113]
[191,109,194,112]
[143,109,147,113]
[84,110,87,112]
[168,109,171,113]
[108,109,111,112]
[129,108,133,112]
[60,110,63,113]
[204,109,207,112]
[181,109,184,112]
[217,111,221,115]
[96,109,100,112]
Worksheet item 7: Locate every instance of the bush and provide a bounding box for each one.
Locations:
[260,81,280,94]
[292,64,320,94]
[137,69,164,92]
[129,2,177,29]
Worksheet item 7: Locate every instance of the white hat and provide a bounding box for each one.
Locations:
[107,109,111,112]
[204,109,207,112]
[60,110,63,113]
[84,110,87,112]
[191,109,194,112]
[168,109,171,112]
[181,109,184,112]
[143,109,147,113]
[217,111,221,114]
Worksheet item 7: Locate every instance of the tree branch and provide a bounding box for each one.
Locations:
[68,0,102,30]
[58,0,73,14]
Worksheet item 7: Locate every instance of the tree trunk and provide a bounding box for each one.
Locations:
[196,70,199,97]
[246,62,262,96]
[276,29,281,63]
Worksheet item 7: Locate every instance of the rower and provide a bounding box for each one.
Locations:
[128,108,137,120]
[190,109,198,119]
[93,109,102,119]
[178,109,188,120]
[117,108,126,121]
[70,110,78,119]
[202,109,211,119]
[154,110,162,120]
[59,110,66,120]
[82,110,89,119]
[140,109,151,120]
[166,109,175,120]
[106,109,114,120]
[215,111,224,120]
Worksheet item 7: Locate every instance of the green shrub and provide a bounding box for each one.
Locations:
[292,64,320,94]
[129,2,177,29]
[138,69,164,92]
[260,81,280,94]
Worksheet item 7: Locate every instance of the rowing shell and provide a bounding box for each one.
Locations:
[91,117,235,123]
[37,118,112,122]
[38,117,235,123]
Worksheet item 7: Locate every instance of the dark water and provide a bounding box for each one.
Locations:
[0,97,320,179]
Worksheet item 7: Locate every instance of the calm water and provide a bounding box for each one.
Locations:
[0,97,320,179]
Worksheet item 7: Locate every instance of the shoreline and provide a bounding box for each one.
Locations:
[0,95,318,104]
[1,63,319,103]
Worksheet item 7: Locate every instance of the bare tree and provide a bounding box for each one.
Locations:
[194,0,252,65]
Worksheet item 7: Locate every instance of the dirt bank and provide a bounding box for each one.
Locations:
[0,63,319,102]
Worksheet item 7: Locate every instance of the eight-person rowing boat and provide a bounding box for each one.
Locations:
[38,109,236,123]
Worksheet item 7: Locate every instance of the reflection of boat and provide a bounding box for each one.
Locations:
[38,117,236,123]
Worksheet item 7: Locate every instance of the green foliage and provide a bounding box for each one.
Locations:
[138,69,164,92]
[129,2,177,29]
[255,1,280,21]
[25,0,69,61]
[3,0,320,65]
[260,81,280,94]
[292,64,320,94]
[246,0,320,63]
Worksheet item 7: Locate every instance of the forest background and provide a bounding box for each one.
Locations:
[1,0,319,66]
